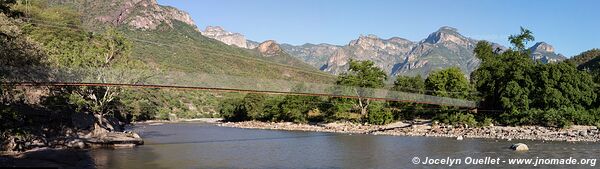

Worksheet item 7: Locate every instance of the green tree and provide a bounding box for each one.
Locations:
[335,60,387,116]
[471,28,536,112]
[277,84,320,123]
[388,75,426,119]
[392,75,425,94]
[0,13,48,80]
[530,62,597,109]
[508,27,535,51]
[425,67,471,99]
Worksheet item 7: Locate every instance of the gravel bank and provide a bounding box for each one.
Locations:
[220,121,600,142]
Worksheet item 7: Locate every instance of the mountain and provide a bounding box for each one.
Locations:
[251,40,318,70]
[569,49,600,72]
[280,43,343,69]
[278,27,567,77]
[63,0,333,83]
[390,26,480,77]
[201,26,254,49]
[323,34,417,75]
[529,42,567,63]
[58,0,198,31]
[280,27,479,77]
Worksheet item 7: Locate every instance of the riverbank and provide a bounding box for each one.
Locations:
[219,121,600,142]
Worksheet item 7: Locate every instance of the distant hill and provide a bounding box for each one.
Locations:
[569,49,600,72]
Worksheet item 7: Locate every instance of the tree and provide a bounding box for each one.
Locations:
[335,60,387,116]
[472,27,598,128]
[278,84,320,123]
[425,67,471,99]
[0,0,21,18]
[530,62,597,109]
[471,28,536,112]
[508,27,535,51]
[388,75,426,119]
[0,13,48,80]
[392,75,425,94]
[60,28,142,132]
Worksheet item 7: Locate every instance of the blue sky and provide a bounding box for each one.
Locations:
[157,0,599,57]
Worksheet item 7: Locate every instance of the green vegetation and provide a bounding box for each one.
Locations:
[221,28,598,128]
[425,67,472,99]
[472,28,600,127]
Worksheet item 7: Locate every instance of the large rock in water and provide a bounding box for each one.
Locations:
[511,143,529,151]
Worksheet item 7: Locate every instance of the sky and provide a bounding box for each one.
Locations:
[157,0,600,57]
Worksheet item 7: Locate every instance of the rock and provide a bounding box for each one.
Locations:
[257,40,283,56]
[168,113,178,122]
[201,26,250,48]
[579,131,588,137]
[93,0,198,30]
[66,139,86,149]
[511,143,529,151]
[456,136,464,140]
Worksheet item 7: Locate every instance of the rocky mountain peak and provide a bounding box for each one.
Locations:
[204,26,226,32]
[530,42,555,53]
[529,42,565,63]
[91,0,197,30]
[388,37,414,45]
[424,26,469,45]
[257,40,283,56]
[201,26,249,48]
[349,34,385,49]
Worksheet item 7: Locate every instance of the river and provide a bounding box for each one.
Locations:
[88,122,599,169]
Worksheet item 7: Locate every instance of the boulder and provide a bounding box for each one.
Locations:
[168,113,178,122]
[511,143,529,151]
[66,139,86,149]
[456,136,464,140]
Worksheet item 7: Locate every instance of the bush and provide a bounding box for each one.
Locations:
[499,109,542,126]
[498,107,596,128]
[368,108,394,125]
[541,108,572,128]
[219,98,246,122]
[433,111,477,127]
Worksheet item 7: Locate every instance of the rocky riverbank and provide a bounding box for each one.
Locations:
[220,121,600,142]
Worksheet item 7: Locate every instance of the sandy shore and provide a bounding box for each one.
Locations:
[219,121,600,142]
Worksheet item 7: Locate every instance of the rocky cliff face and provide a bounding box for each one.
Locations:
[201,26,251,48]
[323,35,416,75]
[280,43,343,69]
[308,27,479,77]
[85,0,198,30]
[390,27,480,77]
[282,27,565,77]
[257,40,283,57]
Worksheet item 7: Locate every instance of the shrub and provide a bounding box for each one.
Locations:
[499,109,542,126]
[219,98,246,122]
[433,111,477,127]
[368,108,394,125]
[540,108,572,128]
